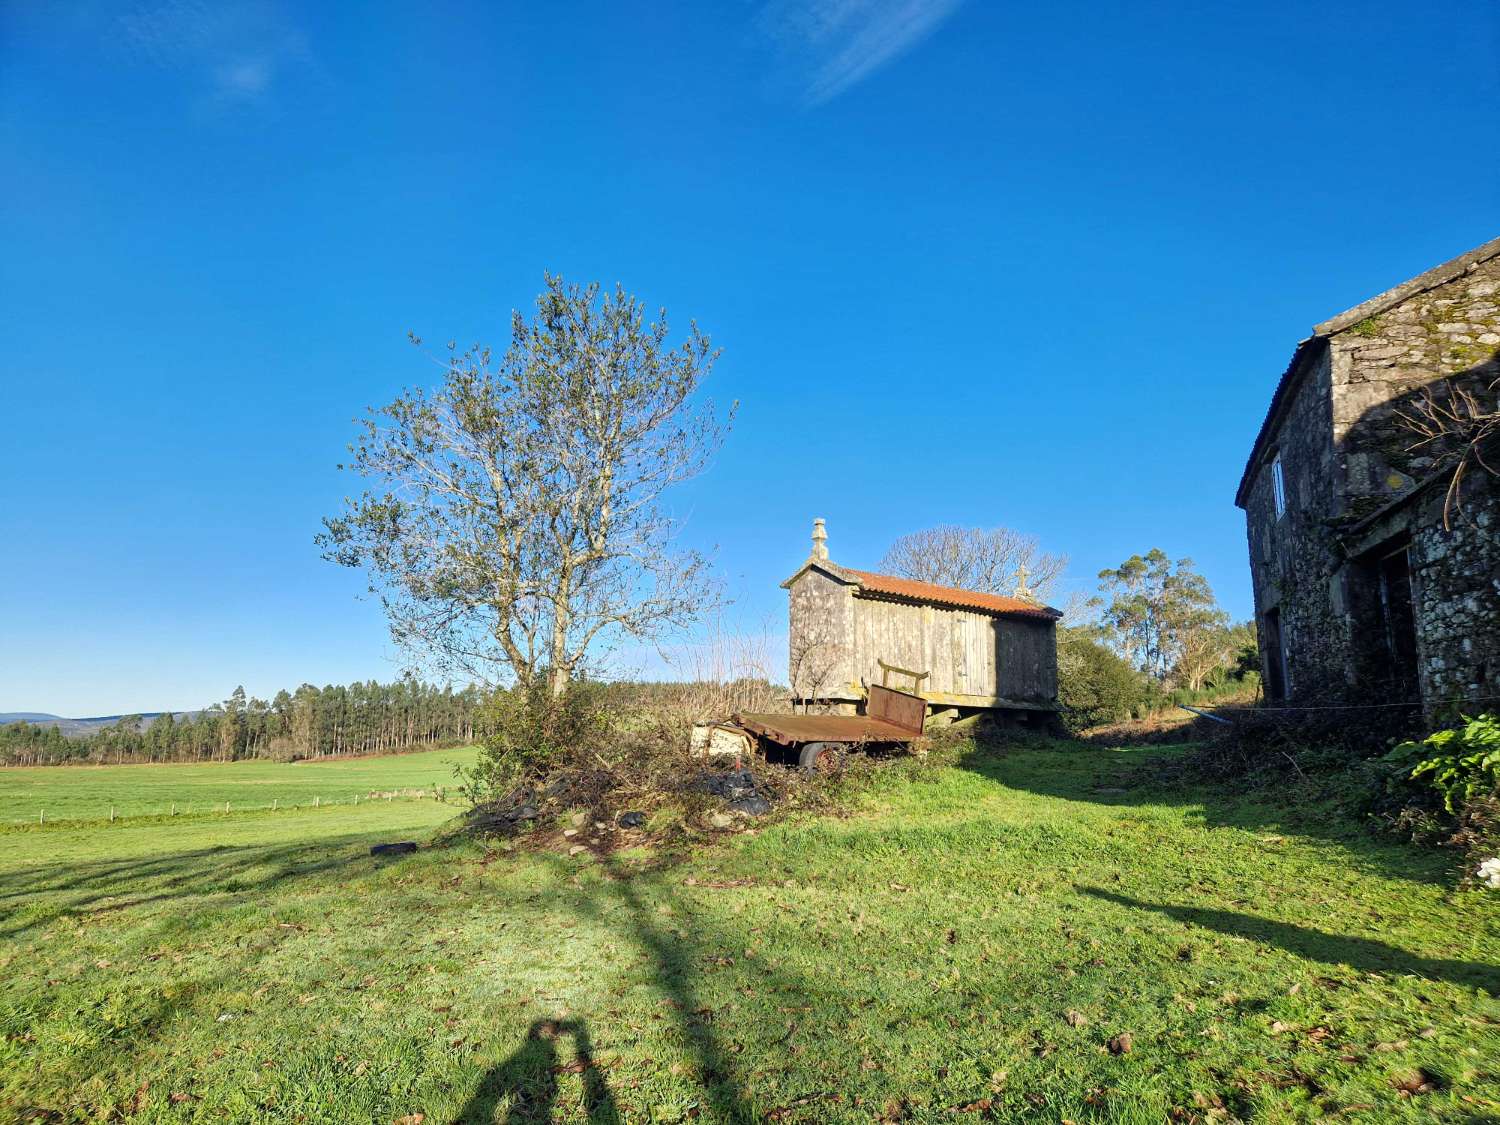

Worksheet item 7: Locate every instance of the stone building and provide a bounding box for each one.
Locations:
[1235,237,1500,712]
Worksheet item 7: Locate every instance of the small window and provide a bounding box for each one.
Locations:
[1271,454,1287,519]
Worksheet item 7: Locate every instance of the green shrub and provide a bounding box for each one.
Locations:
[1056,629,1148,733]
[1384,713,1500,814]
[460,678,626,801]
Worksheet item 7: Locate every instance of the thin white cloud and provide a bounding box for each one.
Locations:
[760,0,966,104]
[112,0,308,104]
[214,56,275,98]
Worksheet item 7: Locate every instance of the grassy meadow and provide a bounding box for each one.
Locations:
[0,745,480,825]
[2,738,1498,1123]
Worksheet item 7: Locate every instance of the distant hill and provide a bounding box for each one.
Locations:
[0,712,193,737]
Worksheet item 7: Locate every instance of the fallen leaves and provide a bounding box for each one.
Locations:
[766,1093,840,1120]
[1063,1009,1088,1028]
[1107,1032,1133,1055]
[1390,1068,1442,1096]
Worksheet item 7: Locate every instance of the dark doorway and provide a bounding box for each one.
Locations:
[1262,608,1287,702]
[1376,546,1420,701]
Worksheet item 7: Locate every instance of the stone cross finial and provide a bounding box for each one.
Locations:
[1013,562,1034,601]
[811,518,829,561]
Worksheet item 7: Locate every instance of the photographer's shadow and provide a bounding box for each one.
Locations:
[454,1018,619,1125]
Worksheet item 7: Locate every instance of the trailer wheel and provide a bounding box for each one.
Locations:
[798,741,847,774]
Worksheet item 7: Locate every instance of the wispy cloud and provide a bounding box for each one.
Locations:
[113,0,309,105]
[760,0,966,104]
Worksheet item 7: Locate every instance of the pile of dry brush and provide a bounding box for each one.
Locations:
[454,678,888,852]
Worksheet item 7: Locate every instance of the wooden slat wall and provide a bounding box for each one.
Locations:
[848,595,1055,703]
[788,569,1058,705]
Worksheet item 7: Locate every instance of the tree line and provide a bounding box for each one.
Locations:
[0,680,480,766]
[880,528,1258,730]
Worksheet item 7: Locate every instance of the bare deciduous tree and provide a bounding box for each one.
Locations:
[319,274,732,698]
[1395,370,1500,528]
[878,525,1066,600]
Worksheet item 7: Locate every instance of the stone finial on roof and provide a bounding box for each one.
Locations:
[811,518,829,561]
[1013,562,1036,603]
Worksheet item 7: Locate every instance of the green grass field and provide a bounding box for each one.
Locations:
[3,738,1498,1123]
[0,745,480,825]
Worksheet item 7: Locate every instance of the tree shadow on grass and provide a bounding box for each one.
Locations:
[552,855,763,1123]
[1081,887,1500,994]
[454,1018,619,1124]
[956,737,1452,887]
[0,832,405,938]
[455,848,855,1123]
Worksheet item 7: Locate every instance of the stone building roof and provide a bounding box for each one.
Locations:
[1234,235,1500,509]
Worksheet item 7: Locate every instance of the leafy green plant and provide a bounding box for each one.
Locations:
[1385,713,1500,814]
[1055,627,1148,732]
[460,678,626,802]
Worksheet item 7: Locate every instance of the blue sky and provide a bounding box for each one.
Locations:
[2,1,1497,715]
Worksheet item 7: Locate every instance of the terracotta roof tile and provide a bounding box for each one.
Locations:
[840,568,1060,620]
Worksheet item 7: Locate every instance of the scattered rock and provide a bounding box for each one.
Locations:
[370,842,417,856]
[618,811,646,828]
[709,812,735,829]
[570,811,588,828]
[563,829,578,838]
[568,845,588,856]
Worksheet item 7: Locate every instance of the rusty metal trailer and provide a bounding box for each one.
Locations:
[691,684,927,771]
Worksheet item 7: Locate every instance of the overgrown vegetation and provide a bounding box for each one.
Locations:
[457,675,803,843]
[1175,707,1500,886]
[1056,628,1144,732]
[1056,626,1258,735]
[1385,714,1500,880]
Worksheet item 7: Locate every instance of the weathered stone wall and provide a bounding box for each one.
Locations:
[1409,474,1500,711]
[1331,256,1500,709]
[1242,248,1500,708]
[1243,346,1362,700]
[1330,254,1500,522]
